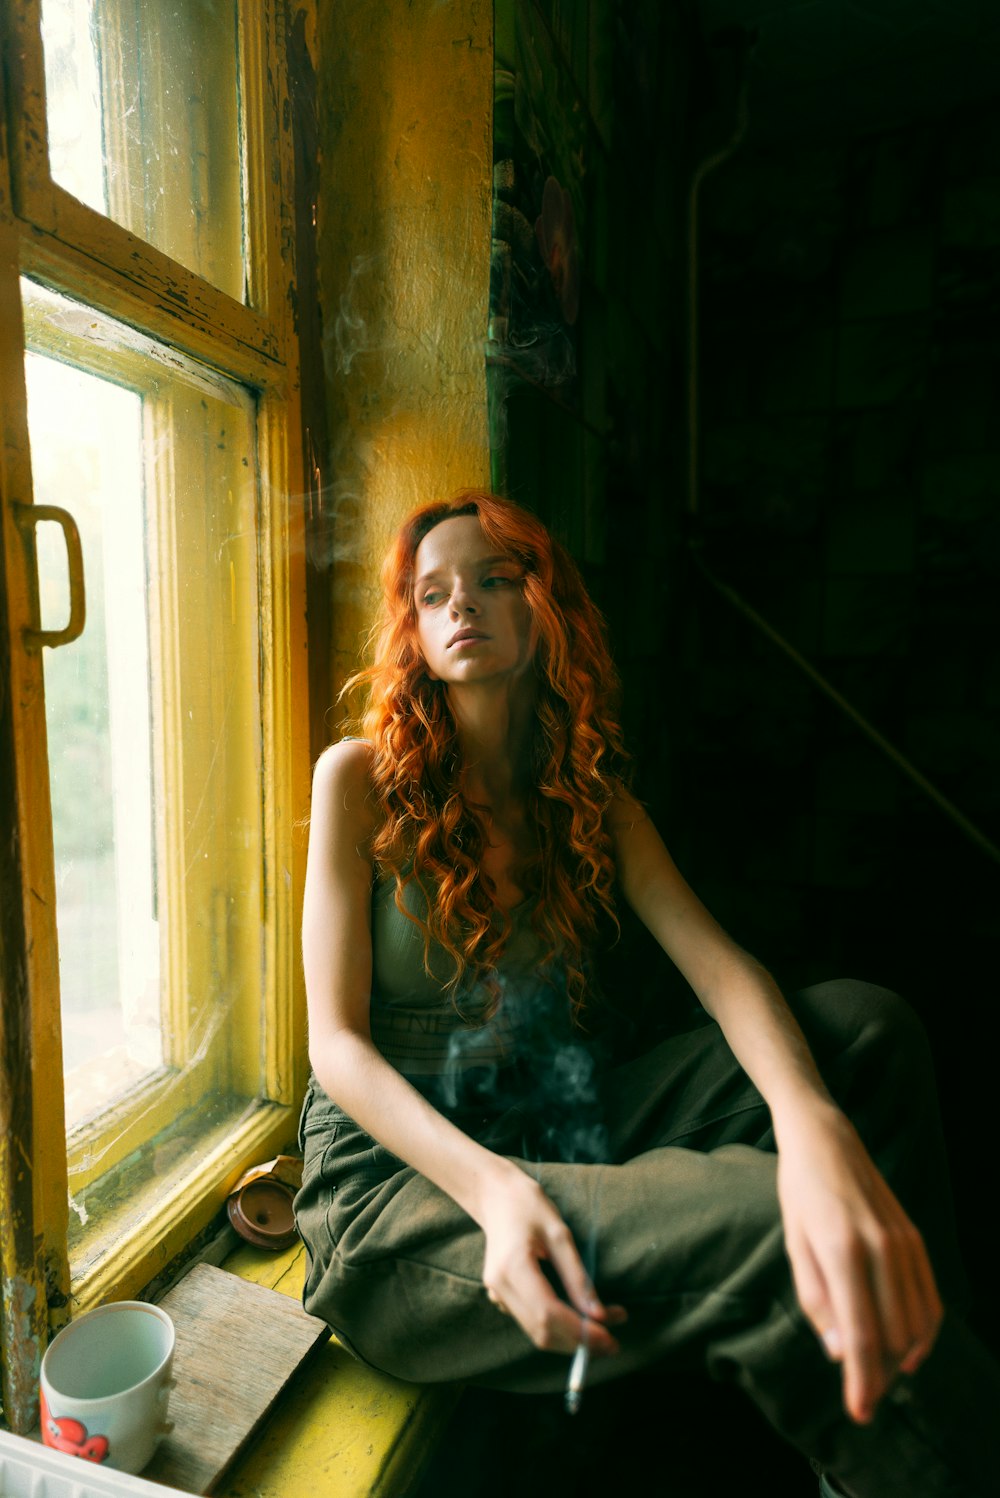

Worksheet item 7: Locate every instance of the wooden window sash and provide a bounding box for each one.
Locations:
[0,1,310,1433]
[2,0,289,367]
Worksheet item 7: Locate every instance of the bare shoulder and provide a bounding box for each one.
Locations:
[310,739,377,844]
[313,737,374,792]
[606,786,652,834]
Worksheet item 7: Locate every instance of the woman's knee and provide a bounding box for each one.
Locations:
[794,978,929,1072]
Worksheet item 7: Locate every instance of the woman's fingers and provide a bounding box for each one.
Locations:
[820,1232,886,1424]
[778,1116,945,1424]
[497,1255,621,1355]
[542,1215,627,1329]
[885,1218,942,1375]
[867,1219,925,1371]
[482,1191,626,1356]
[785,1228,836,1353]
[803,1209,941,1423]
[786,1223,881,1419]
[901,1276,942,1373]
[910,1219,944,1358]
[480,1171,626,1357]
[542,1215,602,1316]
[852,1185,943,1390]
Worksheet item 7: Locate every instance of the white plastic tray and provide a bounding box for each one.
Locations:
[0,1430,198,1498]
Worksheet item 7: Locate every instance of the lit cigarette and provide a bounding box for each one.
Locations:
[565,1338,590,1415]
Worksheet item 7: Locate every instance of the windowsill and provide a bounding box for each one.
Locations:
[70,1101,298,1311]
[209,1238,460,1498]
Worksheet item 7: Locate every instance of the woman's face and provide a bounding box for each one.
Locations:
[412,515,535,687]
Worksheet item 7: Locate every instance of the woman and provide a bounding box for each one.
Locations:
[296,490,997,1496]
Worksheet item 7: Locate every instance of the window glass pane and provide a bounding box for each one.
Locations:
[25,355,159,1130]
[37,0,106,214]
[40,0,246,302]
[22,281,265,1231]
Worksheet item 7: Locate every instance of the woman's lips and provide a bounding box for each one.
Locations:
[448,631,488,647]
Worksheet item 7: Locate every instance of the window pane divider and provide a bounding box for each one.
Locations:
[18,217,284,377]
[20,270,277,398]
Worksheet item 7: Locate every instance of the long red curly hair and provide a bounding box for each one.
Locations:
[343,490,629,1016]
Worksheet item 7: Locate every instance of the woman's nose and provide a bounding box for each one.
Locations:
[449,586,479,615]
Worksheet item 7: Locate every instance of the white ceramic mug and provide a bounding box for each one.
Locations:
[40,1300,175,1475]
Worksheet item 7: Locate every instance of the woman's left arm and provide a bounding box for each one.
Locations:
[608,792,943,1426]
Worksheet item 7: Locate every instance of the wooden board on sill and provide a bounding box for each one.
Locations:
[143,1260,329,1495]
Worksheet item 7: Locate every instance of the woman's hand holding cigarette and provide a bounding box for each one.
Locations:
[478,1163,626,1356]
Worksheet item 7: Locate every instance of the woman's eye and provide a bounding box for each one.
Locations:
[483,574,513,588]
[420,590,444,607]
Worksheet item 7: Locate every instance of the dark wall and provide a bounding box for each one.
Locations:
[425,9,1000,1495]
[489,0,694,820]
[688,101,1000,1342]
[490,0,1000,1348]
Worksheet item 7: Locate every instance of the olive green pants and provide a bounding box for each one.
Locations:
[294,981,998,1496]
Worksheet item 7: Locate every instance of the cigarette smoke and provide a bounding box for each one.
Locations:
[439,971,611,1166]
[329,253,386,377]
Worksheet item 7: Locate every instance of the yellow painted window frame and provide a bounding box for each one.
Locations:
[0,0,311,1431]
[4,0,283,361]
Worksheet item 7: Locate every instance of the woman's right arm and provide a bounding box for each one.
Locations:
[301,741,623,1357]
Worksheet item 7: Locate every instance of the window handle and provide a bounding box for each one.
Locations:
[14,502,87,649]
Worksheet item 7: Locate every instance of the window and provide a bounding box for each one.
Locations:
[40,0,246,299]
[0,0,309,1432]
